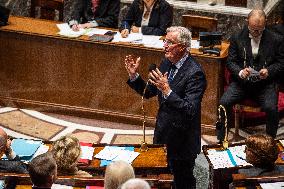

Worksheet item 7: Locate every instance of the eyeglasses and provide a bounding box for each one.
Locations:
[248,26,265,34]
[163,39,178,46]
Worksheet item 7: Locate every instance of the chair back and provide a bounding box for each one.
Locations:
[182,15,217,38]
[225,0,247,7]
[30,0,64,21]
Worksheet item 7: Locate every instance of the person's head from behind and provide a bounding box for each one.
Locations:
[104,160,135,189]
[247,9,266,38]
[51,135,81,175]
[121,178,151,189]
[245,134,278,169]
[0,127,8,153]
[163,26,191,63]
[29,152,57,188]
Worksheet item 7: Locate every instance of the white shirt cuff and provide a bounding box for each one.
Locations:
[88,20,98,27]
[239,70,244,79]
[163,90,172,99]
[130,73,139,82]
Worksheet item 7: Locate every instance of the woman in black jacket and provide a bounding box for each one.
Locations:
[120,0,173,37]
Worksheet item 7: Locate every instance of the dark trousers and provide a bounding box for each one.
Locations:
[168,155,197,189]
[218,81,279,140]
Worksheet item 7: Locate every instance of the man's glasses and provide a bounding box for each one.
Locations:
[248,26,265,34]
[163,39,178,46]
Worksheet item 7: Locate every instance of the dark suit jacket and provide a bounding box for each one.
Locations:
[120,0,173,36]
[226,26,284,85]
[238,165,284,177]
[69,0,120,28]
[127,56,207,160]
[272,24,284,36]
[0,155,28,173]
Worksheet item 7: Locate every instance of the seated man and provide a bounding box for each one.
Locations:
[68,0,120,30]
[0,127,28,173]
[28,152,57,189]
[238,134,283,176]
[217,9,284,142]
[104,160,135,189]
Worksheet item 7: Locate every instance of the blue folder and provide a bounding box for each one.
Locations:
[2,138,42,161]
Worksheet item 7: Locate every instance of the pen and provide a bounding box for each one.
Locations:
[236,155,246,161]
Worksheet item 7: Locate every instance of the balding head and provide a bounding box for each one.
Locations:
[0,127,8,152]
[247,9,266,38]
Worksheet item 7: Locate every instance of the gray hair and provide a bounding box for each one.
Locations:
[121,178,151,189]
[166,26,192,50]
[104,160,135,189]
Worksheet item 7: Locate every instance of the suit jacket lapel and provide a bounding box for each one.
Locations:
[170,57,190,87]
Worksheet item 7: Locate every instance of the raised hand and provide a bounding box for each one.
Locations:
[149,68,171,95]
[125,55,141,80]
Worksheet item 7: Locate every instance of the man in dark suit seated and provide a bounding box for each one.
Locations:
[125,26,207,189]
[0,127,28,173]
[217,9,284,142]
[68,0,120,31]
[29,152,57,189]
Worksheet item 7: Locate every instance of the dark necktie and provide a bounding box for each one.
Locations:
[168,64,177,83]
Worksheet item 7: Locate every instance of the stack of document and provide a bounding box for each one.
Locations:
[56,23,87,38]
[94,146,140,166]
[207,145,251,169]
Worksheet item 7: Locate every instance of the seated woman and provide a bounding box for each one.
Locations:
[51,135,92,177]
[120,0,173,37]
[68,0,120,31]
[238,134,284,177]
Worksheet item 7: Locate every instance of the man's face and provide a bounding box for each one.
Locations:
[248,17,265,38]
[163,31,185,63]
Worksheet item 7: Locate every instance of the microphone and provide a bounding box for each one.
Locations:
[140,63,156,152]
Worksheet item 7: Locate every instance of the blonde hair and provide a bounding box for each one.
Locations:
[104,160,135,189]
[51,135,81,175]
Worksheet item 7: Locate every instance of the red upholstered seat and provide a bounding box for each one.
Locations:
[223,67,284,140]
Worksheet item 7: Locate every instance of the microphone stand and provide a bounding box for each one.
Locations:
[140,81,149,152]
[218,105,228,149]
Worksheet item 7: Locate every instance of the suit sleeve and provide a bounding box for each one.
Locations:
[141,3,173,35]
[166,71,206,120]
[266,35,284,80]
[226,35,244,80]
[119,0,138,32]
[68,0,84,25]
[127,76,158,99]
[95,0,120,28]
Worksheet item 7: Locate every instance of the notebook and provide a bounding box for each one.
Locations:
[89,34,114,42]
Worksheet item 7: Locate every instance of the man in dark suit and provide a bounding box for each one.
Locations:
[218,9,284,142]
[68,0,120,30]
[29,152,57,189]
[0,127,28,173]
[125,26,207,189]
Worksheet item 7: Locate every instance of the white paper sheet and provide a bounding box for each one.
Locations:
[51,184,73,189]
[80,146,95,160]
[260,182,284,189]
[56,23,86,38]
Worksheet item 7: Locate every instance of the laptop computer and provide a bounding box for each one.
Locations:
[0,5,11,26]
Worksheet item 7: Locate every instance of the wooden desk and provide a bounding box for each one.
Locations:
[81,144,169,176]
[203,141,284,189]
[0,16,229,127]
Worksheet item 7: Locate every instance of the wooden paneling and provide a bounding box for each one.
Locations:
[0,16,228,127]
